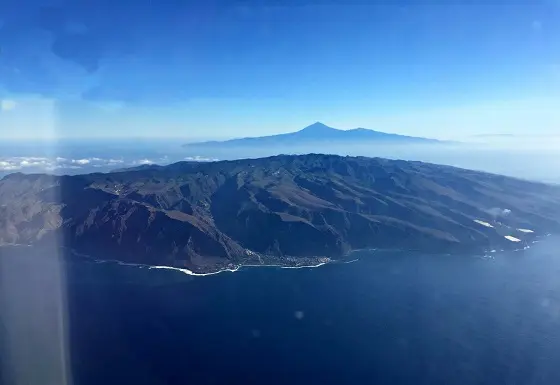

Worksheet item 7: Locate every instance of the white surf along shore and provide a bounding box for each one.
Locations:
[89,257,333,277]
[148,259,331,277]
[77,216,541,277]
[145,257,360,277]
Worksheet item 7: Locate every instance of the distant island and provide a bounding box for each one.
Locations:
[1,154,559,274]
[183,122,441,149]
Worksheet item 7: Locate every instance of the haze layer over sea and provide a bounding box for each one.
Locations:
[1,139,560,185]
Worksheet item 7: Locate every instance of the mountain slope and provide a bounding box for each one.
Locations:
[1,154,559,273]
[184,122,440,148]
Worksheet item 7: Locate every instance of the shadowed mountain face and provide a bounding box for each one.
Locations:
[1,154,559,272]
[183,122,440,148]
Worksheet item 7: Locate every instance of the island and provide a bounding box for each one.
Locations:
[1,154,560,274]
[182,122,442,149]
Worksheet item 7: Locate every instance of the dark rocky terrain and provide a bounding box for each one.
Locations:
[1,154,559,273]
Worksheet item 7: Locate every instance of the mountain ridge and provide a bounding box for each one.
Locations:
[1,154,559,273]
[183,122,441,148]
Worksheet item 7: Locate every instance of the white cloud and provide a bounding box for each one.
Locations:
[0,155,176,173]
[0,156,133,172]
[71,159,91,165]
[0,161,19,171]
[0,157,52,171]
[0,100,17,111]
[184,156,219,162]
[487,207,511,218]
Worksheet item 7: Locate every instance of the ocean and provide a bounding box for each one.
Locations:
[3,238,560,385]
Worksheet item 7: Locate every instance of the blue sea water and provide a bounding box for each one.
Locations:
[3,238,560,385]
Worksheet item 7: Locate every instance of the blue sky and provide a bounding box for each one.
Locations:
[0,0,559,140]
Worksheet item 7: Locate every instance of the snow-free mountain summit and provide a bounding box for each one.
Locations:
[183,122,440,148]
[1,154,559,274]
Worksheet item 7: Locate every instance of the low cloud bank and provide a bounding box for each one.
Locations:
[0,157,125,172]
[0,155,219,174]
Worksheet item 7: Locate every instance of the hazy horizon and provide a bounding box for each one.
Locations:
[2,138,560,186]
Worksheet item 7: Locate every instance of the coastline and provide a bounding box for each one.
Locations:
[84,236,543,277]
[0,231,548,278]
